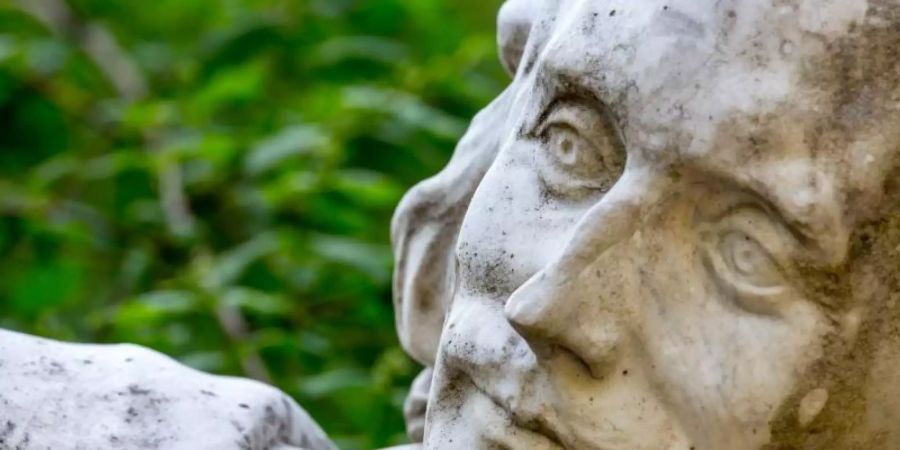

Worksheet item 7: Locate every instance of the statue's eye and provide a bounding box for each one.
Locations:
[545,124,583,167]
[702,208,792,316]
[719,231,783,290]
[534,100,625,197]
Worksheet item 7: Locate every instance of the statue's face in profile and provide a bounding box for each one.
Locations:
[393,1,900,449]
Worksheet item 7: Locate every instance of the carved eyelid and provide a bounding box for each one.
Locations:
[703,203,780,241]
[697,204,799,316]
[524,88,629,200]
[532,92,621,141]
[692,176,818,247]
[698,201,810,304]
[701,197,809,254]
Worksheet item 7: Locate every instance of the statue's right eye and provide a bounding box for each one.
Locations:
[533,100,626,198]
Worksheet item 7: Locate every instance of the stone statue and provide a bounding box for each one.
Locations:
[6,1,900,449]
[392,0,900,449]
[0,329,336,449]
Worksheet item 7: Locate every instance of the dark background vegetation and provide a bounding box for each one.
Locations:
[0,0,505,447]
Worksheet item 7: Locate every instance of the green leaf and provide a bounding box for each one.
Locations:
[332,168,403,209]
[222,287,290,316]
[296,368,370,399]
[121,290,200,317]
[9,261,83,317]
[245,125,328,176]
[202,233,278,289]
[342,86,466,139]
[191,59,269,118]
[311,234,392,283]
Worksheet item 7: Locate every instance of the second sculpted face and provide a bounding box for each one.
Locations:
[393,1,900,449]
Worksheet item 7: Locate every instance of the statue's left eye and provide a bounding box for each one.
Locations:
[701,207,792,316]
[719,230,783,290]
[534,100,625,197]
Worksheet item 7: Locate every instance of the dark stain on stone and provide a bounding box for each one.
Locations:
[124,407,139,424]
[46,359,65,376]
[0,420,16,444]
[14,433,29,450]
[128,384,152,396]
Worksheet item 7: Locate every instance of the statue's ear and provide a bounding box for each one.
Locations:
[498,0,534,76]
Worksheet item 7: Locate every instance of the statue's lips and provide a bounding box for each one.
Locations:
[437,295,569,447]
[456,368,567,449]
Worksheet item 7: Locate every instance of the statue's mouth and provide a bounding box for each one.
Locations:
[456,369,567,449]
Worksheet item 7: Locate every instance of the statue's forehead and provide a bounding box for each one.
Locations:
[503,0,888,261]
[531,0,870,42]
[512,0,868,175]
[528,0,869,106]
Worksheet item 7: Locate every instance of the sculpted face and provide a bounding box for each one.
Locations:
[392,1,900,449]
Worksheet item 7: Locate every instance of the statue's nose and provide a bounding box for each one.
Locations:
[504,258,632,379]
[504,169,658,378]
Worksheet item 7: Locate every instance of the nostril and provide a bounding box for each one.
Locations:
[534,324,625,381]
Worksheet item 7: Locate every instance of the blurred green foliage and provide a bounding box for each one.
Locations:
[0,0,505,447]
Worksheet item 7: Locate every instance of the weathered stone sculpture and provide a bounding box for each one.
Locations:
[392,0,900,449]
[0,329,335,449]
[7,0,900,448]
